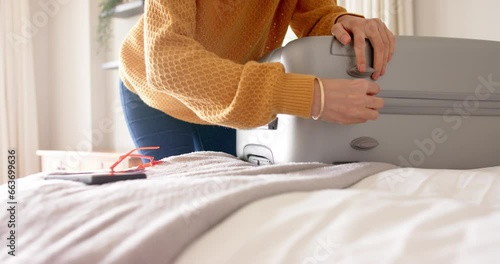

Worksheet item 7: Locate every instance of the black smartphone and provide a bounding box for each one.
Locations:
[44,171,147,185]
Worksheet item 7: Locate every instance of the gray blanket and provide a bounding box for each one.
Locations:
[0,152,396,264]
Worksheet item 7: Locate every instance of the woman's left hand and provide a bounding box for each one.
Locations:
[332,15,395,80]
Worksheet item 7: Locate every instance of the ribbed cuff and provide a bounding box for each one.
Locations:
[273,73,316,118]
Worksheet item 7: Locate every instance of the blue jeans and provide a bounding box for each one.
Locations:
[119,81,236,160]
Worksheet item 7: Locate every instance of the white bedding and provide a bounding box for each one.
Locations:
[0,152,393,264]
[176,166,500,264]
[1,152,499,264]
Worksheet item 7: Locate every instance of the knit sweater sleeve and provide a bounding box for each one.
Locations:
[291,0,362,37]
[119,0,316,129]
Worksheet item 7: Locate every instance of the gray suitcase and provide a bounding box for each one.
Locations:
[236,36,500,169]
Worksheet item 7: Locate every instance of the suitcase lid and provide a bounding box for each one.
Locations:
[266,36,500,115]
[374,36,500,103]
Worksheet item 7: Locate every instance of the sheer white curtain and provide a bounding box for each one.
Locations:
[0,0,40,183]
[337,0,414,35]
[284,0,414,45]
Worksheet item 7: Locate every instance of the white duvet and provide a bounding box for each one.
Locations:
[0,152,393,264]
[1,152,499,264]
[176,166,500,264]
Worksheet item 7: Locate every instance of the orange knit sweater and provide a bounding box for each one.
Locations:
[119,0,351,129]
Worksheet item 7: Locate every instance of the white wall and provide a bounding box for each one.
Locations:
[49,0,92,151]
[414,0,500,41]
[31,0,51,150]
[32,0,136,153]
[31,0,92,152]
[88,0,111,152]
[105,15,141,152]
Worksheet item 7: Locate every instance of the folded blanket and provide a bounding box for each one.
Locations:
[0,152,396,264]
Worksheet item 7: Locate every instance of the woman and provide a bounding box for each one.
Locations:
[119,0,395,159]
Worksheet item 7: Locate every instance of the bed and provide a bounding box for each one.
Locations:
[1,152,499,264]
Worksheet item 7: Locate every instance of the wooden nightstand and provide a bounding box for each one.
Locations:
[36,150,142,172]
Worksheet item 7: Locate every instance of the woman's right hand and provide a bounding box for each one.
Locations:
[311,78,384,124]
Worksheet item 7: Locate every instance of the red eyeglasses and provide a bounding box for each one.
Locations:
[109,146,162,172]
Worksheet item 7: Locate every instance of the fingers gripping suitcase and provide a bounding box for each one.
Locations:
[236,36,500,169]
